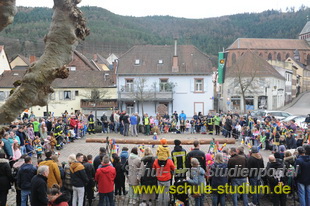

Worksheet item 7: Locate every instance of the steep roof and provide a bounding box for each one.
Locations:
[226,50,285,80]
[0,70,115,88]
[227,38,310,50]
[117,45,213,75]
[286,57,306,69]
[73,50,100,71]
[300,21,310,35]
[10,54,30,67]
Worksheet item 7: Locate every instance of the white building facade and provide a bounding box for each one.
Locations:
[116,42,214,118]
[117,75,214,117]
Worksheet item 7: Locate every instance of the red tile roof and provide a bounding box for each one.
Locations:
[0,70,116,88]
[227,38,310,50]
[226,50,285,80]
[117,45,213,75]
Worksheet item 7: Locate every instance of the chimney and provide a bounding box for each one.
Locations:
[29,55,36,64]
[172,39,179,72]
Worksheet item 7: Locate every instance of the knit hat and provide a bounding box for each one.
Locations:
[160,138,167,145]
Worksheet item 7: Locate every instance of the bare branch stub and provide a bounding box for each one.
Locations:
[0,0,17,32]
[0,0,90,124]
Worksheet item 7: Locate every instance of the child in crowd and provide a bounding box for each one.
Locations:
[120,147,129,165]
[35,143,43,160]
[185,120,191,133]
[27,124,35,140]
[190,118,196,134]
[156,138,170,161]
[12,139,22,160]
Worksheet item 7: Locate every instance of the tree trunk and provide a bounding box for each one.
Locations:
[0,0,89,123]
[86,138,236,145]
[0,0,17,32]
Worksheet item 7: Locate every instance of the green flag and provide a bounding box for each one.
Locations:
[218,52,227,84]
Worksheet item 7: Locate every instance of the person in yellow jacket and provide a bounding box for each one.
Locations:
[38,150,62,188]
[156,138,171,161]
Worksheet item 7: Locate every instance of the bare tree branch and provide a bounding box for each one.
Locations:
[0,0,90,123]
[0,0,17,32]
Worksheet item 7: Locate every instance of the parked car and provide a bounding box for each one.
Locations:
[280,115,307,129]
[250,110,292,121]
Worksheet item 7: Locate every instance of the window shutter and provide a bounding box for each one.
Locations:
[204,79,207,92]
[50,93,55,100]
[190,79,194,92]
[59,91,63,100]
[71,90,75,100]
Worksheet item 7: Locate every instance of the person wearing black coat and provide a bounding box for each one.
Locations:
[224,116,233,138]
[0,153,13,206]
[113,155,126,202]
[82,156,95,206]
[17,156,37,206]
[93,147,106,171]
[186,141,206,171]
[247,146,264,206]
[30,165,49,206]
[139,148,157,205]
[267,154,287,206]
[70,153,89,206]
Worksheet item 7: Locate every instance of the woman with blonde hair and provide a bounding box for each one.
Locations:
[210,153,228,206]
[139,147,157,205]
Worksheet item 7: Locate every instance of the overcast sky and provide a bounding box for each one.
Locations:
[16,0,310,19]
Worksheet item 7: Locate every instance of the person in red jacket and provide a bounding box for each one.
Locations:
[48,184,69,206]
[69,115,79,139]
[152,157,175,205]
[95,155,116,206]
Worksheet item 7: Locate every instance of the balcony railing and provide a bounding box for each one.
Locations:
[119,91,173,101]
[80,99,118,109]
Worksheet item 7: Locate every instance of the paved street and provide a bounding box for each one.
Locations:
[7,132,297,206]
[285,92,310,116]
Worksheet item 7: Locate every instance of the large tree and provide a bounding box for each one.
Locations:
[0,0,89,123]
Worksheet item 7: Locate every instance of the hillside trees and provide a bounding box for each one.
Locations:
[0,0,89,123]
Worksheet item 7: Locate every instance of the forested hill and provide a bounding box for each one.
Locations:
[1,6,309,61]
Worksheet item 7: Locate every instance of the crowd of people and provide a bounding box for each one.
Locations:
[0,110,309,206]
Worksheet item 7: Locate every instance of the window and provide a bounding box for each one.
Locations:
[126,103,134,114]
[0,91,5,101]
[285,72,292,82]
[134,59,140,65]
[91,90,100,99]
[160,79,168,92]
[194,79,203,92]
[75,90,79,96]
[64,91,71,100]
[268,53,272,60]
[277,53,281,61]
[68,66,76,71]
[125,79,134,92]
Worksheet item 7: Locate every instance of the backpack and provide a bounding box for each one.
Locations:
[121,159,128,174]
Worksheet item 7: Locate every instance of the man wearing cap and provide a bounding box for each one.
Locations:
[247,146,264,206]
[171,139,187,182]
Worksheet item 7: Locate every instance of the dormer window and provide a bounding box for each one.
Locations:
[135,59,140,65]
[158,59,163,64]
